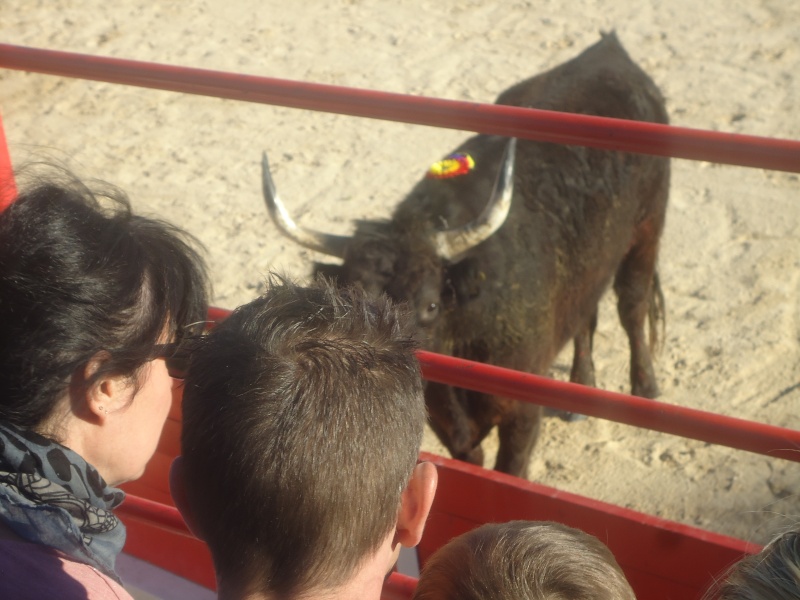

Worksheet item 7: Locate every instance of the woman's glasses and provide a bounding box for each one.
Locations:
[151,342,190,379]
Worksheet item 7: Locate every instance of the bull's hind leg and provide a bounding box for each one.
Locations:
[495,402,542,478]
[614,230,664,398]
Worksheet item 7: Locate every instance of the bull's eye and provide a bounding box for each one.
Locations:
[419,302,440,326]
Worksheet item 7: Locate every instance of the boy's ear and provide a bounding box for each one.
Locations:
[169,456,205,541]
[394,461,438,548]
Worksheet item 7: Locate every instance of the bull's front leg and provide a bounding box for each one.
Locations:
[425,381,484,467]
[495,400,542,478]
[555,310,598,422]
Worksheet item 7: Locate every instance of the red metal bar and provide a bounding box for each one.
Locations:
[420,452,758,600]
[203,306,800,463]
[383,573,418,600]
[417,350,800,463]
[0,111,16,212]
[120,493,218,590]
[116,493,194,539]
[206,305,232,324]
[1,43,798,173]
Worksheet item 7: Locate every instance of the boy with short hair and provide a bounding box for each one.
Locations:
[413,520,637,600]
[170,277,437,600]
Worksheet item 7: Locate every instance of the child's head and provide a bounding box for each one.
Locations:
[414,520,636,600]
[704,528,800,600]
[175,277,433,597]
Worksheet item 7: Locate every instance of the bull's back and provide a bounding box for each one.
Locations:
[496,31,668,126]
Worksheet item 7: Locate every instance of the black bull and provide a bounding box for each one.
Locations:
[261,32,670,478]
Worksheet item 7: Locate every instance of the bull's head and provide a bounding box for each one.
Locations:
[261,138,516,335]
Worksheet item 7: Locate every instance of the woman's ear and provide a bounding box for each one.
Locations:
[79,352,129,422]
[393,461,438,548]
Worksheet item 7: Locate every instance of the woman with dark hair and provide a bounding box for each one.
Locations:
[0,168,210,598]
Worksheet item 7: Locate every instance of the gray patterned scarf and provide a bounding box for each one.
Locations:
[0,422,126,581]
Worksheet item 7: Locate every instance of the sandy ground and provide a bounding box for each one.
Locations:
[2,0,799,549]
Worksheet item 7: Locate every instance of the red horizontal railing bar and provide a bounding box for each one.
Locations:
[417,350,800,463]
[205,307,800,463]
[383,573,418,600]
[0,112,15,211]
[1,43,799,173]
[117,494,194,539]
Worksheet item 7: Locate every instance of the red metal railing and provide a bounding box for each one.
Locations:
[1,43,799,173]
[117,494,194,539]
[0,112,15,211]
[417,350,800,463]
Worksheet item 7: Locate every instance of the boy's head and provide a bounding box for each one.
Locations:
[172,277,435,597]
[413,520,636,600]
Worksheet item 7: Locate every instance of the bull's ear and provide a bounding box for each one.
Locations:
[313,262,345,284]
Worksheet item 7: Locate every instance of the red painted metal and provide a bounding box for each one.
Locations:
[417,350,800,463]
[383,573,418,600]
[118,450,758,600]
[206,305,232,324]
[0,111,16,212]
[200,305,800,464]
[419,451,757,600]
[1,43,799,172]
[117,494,192,538]
[117,490,216,591]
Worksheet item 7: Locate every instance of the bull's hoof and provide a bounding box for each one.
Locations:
[455,445,485,467]
[632,381,660,399]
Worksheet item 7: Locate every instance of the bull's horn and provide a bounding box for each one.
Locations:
[261,152,350,259]
[433,137,517,261]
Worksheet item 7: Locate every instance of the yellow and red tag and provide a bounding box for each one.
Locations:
[426,152,475,179]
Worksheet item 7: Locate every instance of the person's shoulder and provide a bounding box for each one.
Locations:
[0,538,135,600]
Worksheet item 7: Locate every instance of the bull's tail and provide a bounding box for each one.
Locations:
[647,270,666,355]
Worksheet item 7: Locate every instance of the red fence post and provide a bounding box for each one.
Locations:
[0,111,16,212]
